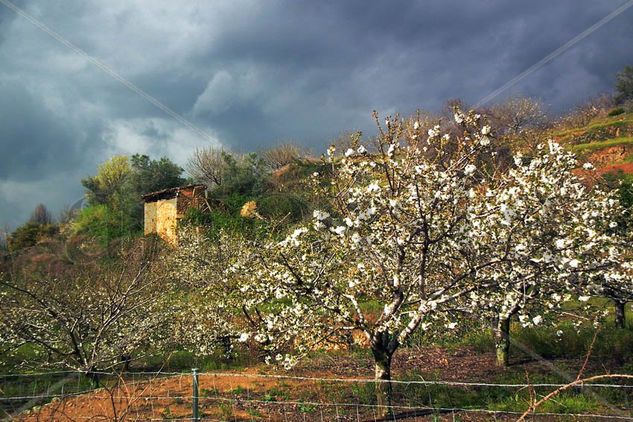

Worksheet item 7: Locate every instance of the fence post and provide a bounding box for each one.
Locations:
[192,368,199,421]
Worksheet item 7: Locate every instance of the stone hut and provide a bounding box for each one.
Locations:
[142,184,207,245]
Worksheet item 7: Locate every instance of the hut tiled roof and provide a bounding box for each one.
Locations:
[141,184,206,202]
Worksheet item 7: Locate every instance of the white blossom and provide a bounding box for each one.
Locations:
[464,164,477,176]
[172,108,631,401]
[387,144,396,157]
[331,226,346,236]
[367,182,381,193]
[313,210,330,221]
[555,239,567,249]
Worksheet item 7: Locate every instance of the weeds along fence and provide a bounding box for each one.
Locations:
[2,369,633,421]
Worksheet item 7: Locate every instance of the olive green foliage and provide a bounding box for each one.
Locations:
[7,203,59,252]
[183,151,268,238]
[618,175,633,209]
[7,222,58,252]
[511,322,633,364]
[615,65,633,105]
[185,150,319,238]
[129,154,187,197]
[76,154,186,242]
[81,155,132,208]
[609,107,625,117]
[210,152,267,199]
[182,205,265,240]
[72,204,135,244]
[258,193,308,221]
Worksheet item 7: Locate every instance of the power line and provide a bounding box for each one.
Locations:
[0,0,216,144]
[475,0,633,107]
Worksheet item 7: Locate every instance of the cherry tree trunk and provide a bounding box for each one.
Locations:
[372,346,394,418]
[494,316,511,367]
[615,300,627,329]
[87,370,101,388]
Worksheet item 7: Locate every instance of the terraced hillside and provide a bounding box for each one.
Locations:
[552,112,633,177]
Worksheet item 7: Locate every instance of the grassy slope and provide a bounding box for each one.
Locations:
[553,112,633,174]
[570,136,633,153]
[552,112,633,140]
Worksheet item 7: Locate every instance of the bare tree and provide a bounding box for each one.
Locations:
[260,143,304,170]
[187,147,228,188]
[474,97,552,154]
[0,238,172,384]
[556,94,614,129]
[487,97,548,136]
[29,203,53,225]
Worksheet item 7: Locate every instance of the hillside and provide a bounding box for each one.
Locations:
[552,112,633,176]
[4,110,633,422]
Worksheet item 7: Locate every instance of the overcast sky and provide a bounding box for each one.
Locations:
[0,0,632,229]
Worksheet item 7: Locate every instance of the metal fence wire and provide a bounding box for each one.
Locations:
[2,369,633,421]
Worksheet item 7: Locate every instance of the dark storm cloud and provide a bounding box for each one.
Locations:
[0,0,632,228]
[0,82,84,180]
[185,0,632,147]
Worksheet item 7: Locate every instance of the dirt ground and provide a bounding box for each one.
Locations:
[14,347,631,421]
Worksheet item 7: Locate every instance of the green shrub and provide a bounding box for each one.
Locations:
[218,403,233,419]
[257,193,309,222]
[180,208,215,226]
[539,394,600,413]
[511,322,600,359]
[298,403,317,413]
[73,204,139,244]
[608,107,625,116]
[181,207,264,240]
[511,322,633,362]
[593,328,633,363]
[7,222,58,251]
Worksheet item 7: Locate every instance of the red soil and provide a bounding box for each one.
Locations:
[17,347,612,421]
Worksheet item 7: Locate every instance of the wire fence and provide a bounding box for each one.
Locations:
[2,369,633,421]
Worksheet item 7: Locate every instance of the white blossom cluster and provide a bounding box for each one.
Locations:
[167,227,248,355]
[217,109,631,368]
